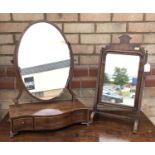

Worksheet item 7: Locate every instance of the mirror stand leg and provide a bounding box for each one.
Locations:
[133,119,139,134]
[81,122,90,126]
[81,111,91,126]
[10,131,18,138]
[81,111,95,126]
[88,111,96,124]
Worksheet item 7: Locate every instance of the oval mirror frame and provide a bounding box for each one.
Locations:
[15,20,73,102]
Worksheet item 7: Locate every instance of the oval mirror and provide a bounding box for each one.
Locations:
[17,21,71,100]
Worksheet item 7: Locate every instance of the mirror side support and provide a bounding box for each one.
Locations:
[66,42,75,101]
[132,50,148,133]
[11,53,23,105]
[89,47,105,124]
[13,67,23,105]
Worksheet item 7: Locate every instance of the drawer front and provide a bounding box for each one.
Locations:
[34,110,89,130]
[34,114,72,130]
[13,117,33,131]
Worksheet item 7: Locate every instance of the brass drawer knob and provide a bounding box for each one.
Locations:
[21,121,25,125]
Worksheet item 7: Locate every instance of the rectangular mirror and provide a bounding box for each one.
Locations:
[91,35,148,133]
[101,53,140,107]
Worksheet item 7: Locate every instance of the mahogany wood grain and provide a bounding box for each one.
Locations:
[9,100,89,136]
[9,100,87,117]
[1,111,155,142]
[13,117,33,131]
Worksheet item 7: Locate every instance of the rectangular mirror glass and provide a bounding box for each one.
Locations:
[101,53,140,107]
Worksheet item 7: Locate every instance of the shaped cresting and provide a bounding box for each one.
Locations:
[17,22,71,101]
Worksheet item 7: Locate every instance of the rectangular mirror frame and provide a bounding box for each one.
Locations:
[92,47,147,133]
[99,50,144,109]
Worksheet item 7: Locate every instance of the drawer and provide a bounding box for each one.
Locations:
[34,114,72,130]
[13,117,33,131]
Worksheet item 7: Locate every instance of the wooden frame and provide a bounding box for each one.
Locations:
[90,35,148,133]
[13,20,74,104]
[9,20,89,137]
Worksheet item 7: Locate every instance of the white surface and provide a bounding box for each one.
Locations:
[22,68,69,92]
[144,63,151,72]
[0,0,154,12]
[105,54,140,77]
[18,22,70,68]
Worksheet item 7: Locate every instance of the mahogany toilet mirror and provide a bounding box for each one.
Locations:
[91,35,148,133]
[9,21,89,137]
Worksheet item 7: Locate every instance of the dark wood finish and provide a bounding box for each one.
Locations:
[13,117,33,131]
[9,100,87,118]
[9,100,89,137]
[1,111,155,142]
[9,20,89,137]
[91,35,148,133]
[34,110,87,130]
[34,116,72,130]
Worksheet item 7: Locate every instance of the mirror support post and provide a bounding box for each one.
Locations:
[13,62,24,105]
[90,48,104,124]
[13,88,23,105]
[133,50,148,133]
[67,42,74,101]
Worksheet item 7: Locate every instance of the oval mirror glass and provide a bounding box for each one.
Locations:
[18,22,71,100]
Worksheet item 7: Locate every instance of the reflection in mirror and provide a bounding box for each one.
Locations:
[102,53,140,107]
[18,22,70,100]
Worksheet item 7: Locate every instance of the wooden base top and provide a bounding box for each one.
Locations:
[9,100,87,118]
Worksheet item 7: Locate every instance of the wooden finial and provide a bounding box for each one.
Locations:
[119,35,132,44]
